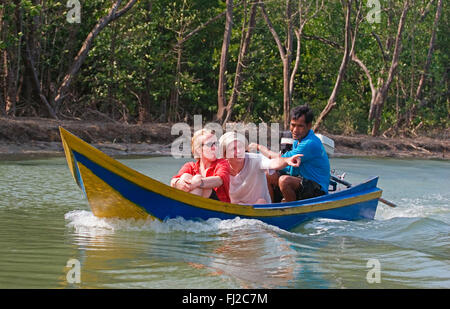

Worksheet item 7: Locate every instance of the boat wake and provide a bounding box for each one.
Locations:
[64,210,302,288]
[64,210,292,236]
[302,192,450,236]
[376,193,450,223]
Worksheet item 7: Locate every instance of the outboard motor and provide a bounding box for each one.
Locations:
[315,133,335,156]
[280,131,293,154]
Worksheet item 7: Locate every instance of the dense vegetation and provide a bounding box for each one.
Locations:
[0,0,448,136]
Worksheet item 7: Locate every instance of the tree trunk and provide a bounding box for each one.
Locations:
[290,0,324,103]
[19,0,56,119]
[0,5,4,115]
[282,58,291,130]
[2,49,16,116]
[259,0,293,130]
[289,26,302,103]
[139,82,152,124]
[169,46,182,122]
[53,0,138,111]
[313,0,353,132]
[164,0,244,123]
[24,38,58,118]
[223,1,257,125]
[2,2,20,116]
[370,1,409,136]
[301,1,409,136]
[408,0,443,124]
[108,20,118,120]
[216,0,234,122]
[284,0,293,130]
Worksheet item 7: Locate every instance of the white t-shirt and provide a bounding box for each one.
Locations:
[229,153,273,205]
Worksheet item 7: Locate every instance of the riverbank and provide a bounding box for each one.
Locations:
[0,117,448,160]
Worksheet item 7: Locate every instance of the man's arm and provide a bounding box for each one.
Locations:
[267,154,302,170]
[248,143,280,159]
[249,143,302,169]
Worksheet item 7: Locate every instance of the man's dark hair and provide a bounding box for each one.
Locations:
[290,105,314,124]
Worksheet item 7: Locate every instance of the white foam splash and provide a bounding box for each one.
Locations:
[376,193,450,221]
[303,218,347,236]
[64,210,291,235]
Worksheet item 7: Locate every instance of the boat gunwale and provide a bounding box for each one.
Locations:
[60,127,382,218]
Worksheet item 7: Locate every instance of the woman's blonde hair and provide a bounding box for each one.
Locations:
[191,129,215,159]
[218,132,248,158]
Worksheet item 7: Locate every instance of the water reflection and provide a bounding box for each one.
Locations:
[1,157,449,288]
[63,212,301,288]
[196,228,299,288]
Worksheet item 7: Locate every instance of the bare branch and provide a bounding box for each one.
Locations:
[217,0,234,122]
[370,0,410,135]
[351,54,375,95]
[223,1,258,124]
[258,0,286,59]
[175,0,245,48]
[314,0,353,132]
[114,0,138,19]
[419,0,436,22]
[53,0,138,109]
[303,34,343,50]
[371,31,388,65]
[24,36,57,118]
[415,0,443,101]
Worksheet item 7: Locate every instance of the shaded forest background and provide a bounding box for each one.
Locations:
[0,0,448,137]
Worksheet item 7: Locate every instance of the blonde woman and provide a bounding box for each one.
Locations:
[171,129,230,202]
[219,132,301,205]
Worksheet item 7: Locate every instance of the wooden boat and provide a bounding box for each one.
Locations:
[59,127,383,231]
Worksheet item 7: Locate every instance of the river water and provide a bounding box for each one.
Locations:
[0,156,449,289]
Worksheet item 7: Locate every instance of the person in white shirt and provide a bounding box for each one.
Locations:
[219,132,302,205]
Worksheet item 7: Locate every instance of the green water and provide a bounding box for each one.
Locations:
[0,156,449,288]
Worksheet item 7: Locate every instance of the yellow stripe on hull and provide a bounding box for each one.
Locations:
[59,127,382,219]
[78,162,154,220]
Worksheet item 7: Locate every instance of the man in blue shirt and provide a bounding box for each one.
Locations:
[249,105,330,202]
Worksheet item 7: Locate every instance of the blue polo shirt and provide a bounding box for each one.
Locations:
[281,130,330,193]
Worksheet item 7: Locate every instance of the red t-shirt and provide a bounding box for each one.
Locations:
[172,159,230,203]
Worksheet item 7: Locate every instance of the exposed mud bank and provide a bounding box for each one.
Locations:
[0,117,448,160]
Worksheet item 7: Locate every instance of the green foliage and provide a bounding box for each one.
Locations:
[1,0,448,134]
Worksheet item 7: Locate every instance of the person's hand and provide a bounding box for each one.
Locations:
[285,154,302,167]
[176,178,192,192]
[248,143,259,152]
[190,175,202,189]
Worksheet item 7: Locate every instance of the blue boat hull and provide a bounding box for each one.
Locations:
[60,127,382,231]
